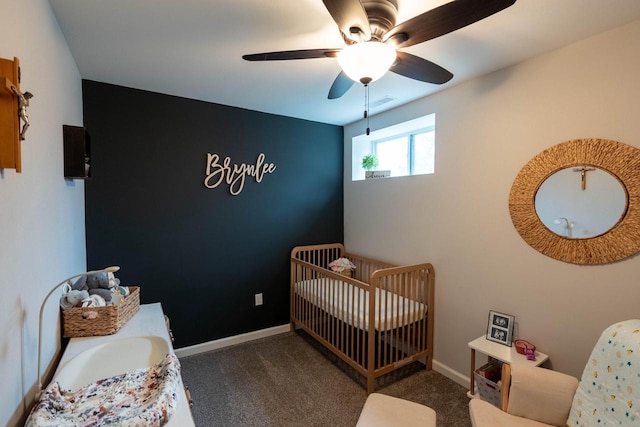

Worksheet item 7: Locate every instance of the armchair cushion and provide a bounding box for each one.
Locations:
[356,393,436,427]
[567,319,640,426]
[470,399,553,427]
[507,366,578,426]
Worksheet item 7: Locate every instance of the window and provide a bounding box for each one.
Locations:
[352,113,435,181]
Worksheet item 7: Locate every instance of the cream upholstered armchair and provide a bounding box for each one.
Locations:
[469,319,640,427]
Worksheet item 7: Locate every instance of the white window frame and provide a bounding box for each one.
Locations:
[351,113,435,181]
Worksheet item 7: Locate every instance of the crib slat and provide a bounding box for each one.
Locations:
[356,286,361,365]
[377,279,383,370]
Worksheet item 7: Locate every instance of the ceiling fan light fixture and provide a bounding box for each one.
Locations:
[337,41,396,85]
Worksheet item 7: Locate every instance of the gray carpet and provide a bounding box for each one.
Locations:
[179,331,472,427]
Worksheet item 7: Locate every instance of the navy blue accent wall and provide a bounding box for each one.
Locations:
[82,80,343,347]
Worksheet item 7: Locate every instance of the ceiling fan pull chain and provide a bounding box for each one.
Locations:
[364,84,370,136]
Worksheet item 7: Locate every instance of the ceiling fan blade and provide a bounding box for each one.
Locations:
[322,0,371,42]
[390,52,453,85]
[385,0,516,48]
[243,48,340,61]
[328,71,355,99]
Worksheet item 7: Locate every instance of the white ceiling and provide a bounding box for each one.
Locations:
[48,0,640,126]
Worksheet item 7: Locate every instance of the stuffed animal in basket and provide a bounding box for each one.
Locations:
[60,289,90,309]
[59,284,106,309]
[70,272,128,303]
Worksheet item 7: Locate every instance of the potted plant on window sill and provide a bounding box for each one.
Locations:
[362,154,390,179]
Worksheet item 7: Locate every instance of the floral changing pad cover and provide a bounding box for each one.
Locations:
[26,353,181,427]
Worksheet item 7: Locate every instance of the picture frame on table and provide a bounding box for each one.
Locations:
[486,310,515,346]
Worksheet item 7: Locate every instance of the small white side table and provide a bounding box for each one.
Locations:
[467,335,549,398]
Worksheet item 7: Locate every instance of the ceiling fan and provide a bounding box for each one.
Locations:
[243,0,517,99]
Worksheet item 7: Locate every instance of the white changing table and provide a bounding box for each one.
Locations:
[54,303,195,427]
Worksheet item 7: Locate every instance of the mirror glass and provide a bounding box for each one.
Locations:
[535,166,627,239]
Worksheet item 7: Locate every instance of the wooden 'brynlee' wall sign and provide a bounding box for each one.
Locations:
[204,152,276,195]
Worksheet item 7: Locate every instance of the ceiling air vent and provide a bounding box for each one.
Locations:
[370,96,396,109]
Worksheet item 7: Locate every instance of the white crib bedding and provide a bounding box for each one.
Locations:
[294,278,427,332]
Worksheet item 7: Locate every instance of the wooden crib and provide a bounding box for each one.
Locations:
[290,243,435,393]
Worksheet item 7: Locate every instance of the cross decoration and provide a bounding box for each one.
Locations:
[573,166,596,191]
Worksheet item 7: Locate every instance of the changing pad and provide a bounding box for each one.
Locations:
[25,353,181,427]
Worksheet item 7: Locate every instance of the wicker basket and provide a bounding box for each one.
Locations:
[62,286,140,338]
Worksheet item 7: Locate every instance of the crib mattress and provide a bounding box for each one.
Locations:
[294,278,427,332]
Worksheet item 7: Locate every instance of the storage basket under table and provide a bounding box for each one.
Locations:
[62,286,140,337]
[473,364,502,407]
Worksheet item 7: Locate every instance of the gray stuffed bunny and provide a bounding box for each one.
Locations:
[70,272,126,303]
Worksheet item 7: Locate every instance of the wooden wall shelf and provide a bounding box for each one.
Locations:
[0,57,22,172]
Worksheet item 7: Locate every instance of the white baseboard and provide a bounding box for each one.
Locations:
[174,324,290,358]
[175,324,471,392]
[432,358,470,389]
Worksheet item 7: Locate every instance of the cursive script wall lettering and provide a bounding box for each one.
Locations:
[204,152,276,195]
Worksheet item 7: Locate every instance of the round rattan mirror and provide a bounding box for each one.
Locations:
[509,138,640,264]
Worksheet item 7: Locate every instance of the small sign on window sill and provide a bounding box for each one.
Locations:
[365,170,390,179]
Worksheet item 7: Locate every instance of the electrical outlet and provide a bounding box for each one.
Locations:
[255,293,263,306]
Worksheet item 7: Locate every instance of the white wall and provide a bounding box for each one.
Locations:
[0,1,84,425]
[344,20,640,385]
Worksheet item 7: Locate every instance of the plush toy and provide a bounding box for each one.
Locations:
[88,288,112,301]
[81,294,106,307]
[60,289,90,309]
[64,272,127,306]
[86,272,117,290]
[107,272,119,289]
[60,271,128,309]
[70,275,87,291]
[85,272,121,302]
